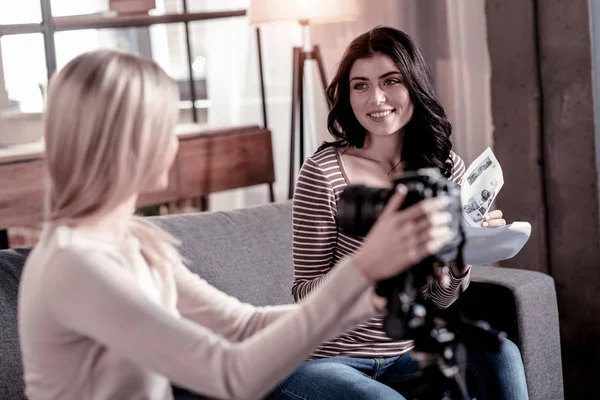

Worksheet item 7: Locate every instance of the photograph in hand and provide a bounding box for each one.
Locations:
[464,185,498,225]
[464,199,484,223]
[466,156,494,185]
[462,149,502,227]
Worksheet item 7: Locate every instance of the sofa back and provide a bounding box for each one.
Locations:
[0,201,295,399]
[148,201,295,306]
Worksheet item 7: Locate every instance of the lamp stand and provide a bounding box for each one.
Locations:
[288,35,330,199]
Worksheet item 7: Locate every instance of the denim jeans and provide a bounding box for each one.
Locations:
[274,338,528,400]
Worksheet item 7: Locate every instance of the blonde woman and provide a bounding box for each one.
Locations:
[18,50,454,400]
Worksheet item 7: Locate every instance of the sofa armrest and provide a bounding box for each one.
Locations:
[463,266,564,400]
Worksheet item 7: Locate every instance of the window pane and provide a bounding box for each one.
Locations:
[148,23,209,123]
[0,0,42,24]
[54,24,207,124]
[0,34,47,114]
[189,17,261,127]
[54,28,154,69]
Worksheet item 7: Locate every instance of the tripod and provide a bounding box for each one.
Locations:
[287,21,331,199]
[376,209,504,400]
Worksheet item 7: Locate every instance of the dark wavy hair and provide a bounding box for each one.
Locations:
[319,26,454,178]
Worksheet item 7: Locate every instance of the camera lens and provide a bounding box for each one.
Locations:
[337,185,394,237]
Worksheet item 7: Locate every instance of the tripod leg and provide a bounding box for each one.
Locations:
[313,45,331,109]
[288,47,301,199]
[0,229,8,249]
[453,343,471,400]
[268,183,275,202]
[255,27,268,129]
[298,51,306,171]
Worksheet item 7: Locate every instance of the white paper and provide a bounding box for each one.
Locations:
[462,222,531,265]
[460,147,504,227]
[458,147,530,265]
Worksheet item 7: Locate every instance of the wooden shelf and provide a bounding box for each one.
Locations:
[0,124,262,164]
[53,9,247,31]
[0,9,247,36]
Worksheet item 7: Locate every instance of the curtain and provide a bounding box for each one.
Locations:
[198,0,306,210]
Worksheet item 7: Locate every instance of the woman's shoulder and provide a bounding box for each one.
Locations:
[295,146,343,196]
[309,145,339,166]
[29,226,134,277]
[298,146,341,179]
[449,150,463,163]
[20,237,115,308]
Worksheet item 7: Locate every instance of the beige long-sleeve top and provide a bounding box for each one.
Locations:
[18,225,376,400]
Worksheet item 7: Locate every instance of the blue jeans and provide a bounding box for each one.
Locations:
[274,338,528,400]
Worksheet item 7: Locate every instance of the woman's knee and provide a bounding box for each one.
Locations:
[467,338,528,400]
[275,360,404,399]
[496,338,525,373]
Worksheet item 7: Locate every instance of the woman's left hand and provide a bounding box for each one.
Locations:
[482,209,506,228]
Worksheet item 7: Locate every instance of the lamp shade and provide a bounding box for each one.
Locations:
[248,0,359,26]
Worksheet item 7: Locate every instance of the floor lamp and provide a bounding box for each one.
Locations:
[248,0,359,199]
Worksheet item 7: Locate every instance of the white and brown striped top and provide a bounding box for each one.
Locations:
[292,146,470,359]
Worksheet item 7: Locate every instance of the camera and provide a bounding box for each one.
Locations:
[337,168,465,341]
[337,168,463,264]
[336,168,503,400]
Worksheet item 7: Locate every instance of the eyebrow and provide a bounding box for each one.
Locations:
[350,71,401,82]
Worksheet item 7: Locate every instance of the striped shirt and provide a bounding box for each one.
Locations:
[292,146,470,359]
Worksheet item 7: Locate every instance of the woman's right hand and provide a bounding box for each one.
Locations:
[353,185,454,282]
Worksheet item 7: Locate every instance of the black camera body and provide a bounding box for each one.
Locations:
[337,168,463,263]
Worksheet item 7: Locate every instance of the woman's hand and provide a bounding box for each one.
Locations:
[353,186,455,282]
[482,209,506,228]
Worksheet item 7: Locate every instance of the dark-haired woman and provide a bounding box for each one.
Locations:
[275,26,527,400]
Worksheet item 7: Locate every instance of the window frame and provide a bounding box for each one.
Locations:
[0,0,268,127]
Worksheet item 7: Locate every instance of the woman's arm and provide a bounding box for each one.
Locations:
[291,157,339,302]
[43,249,375,400]
[175,263,298,342]
[169,155,340,338]
[423,152,471,308]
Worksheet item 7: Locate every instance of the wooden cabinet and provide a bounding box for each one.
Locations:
[0,124,275,232]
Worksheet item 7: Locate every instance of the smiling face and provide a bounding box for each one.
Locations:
[349,53,414,138]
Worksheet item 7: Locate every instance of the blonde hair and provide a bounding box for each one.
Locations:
[44,50,181,266]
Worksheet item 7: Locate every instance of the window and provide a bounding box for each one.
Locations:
[0,34,47,113]
[0,0,255,128]
[0,0,42,24]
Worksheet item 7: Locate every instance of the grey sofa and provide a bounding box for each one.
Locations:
[0,201,563,399]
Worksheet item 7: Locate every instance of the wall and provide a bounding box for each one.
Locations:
[486,0,600,397]
[0,41,7,109]
[590,0,600,226]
